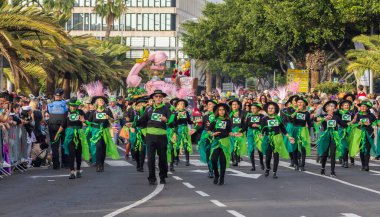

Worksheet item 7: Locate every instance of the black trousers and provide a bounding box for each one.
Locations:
[360,142,371,168]
[266,145,279,172]
[49,124,67,168]
[293,146,306,167]
[146,134,168,182]
[211,147,226,180]
[68,140,82,171]
[321,142,336,172]
[135,145,146,169]
[206,144,212,172]
[250,150,264,168]
[96,138,106,167]
[175,149,190,162]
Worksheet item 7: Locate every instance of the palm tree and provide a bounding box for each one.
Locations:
[94,0,126,39]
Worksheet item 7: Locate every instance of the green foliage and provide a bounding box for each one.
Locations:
[347,35,380,75]
[315,82,354,94]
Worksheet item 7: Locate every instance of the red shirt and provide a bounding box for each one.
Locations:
[357,92,367,98]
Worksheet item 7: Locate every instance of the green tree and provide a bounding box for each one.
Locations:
[94,0,126,39]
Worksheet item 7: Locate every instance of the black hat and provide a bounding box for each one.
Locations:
[149,89,168,99]
[263,102,280,114]
[55,88,64,96]
[339,100,352,109]
[296,97,308,106]
[136,97,148,105]
[170,97,179,106]
[285,95,299,105]
[205,99,218,105]
[69,97,81,107]
[251,102,263,110]
[91,96,108,105]
[228,98,242,109]
[322,100,338,112]
[213,103,230,114]
[358,100,372,109]
[343,93,356,102]
[174,98,189,107]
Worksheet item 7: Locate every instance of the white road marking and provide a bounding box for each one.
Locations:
[305,159,380,175]
[47,180,55,182]
[195,191,209,197]
[191,169,209,173]
[279,161,380,196]
[183,182,195,189]
[227,210,245,217]
[341,213,362,217]
[104,184,164,217]
[189,159,208,166]
[81,161,90,168]
[237,161,251,167]
[210,200,226,207]
[104,160,132,167]
[227,168,261,179]
[172,176,183,181]
[168,172,173,175]
[116,146,126,152]
[30,174,69,179]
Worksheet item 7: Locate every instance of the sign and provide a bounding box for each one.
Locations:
[342,114,351,121]
[267,119,279,127]
[69,114,79,121]
[151,113,162,121]
[216,121,226,129]
[96,113,107,120]
[327,120,336,128]
[233,118,241,124]
[296,113,305,120]
[222,83,233,92]
[251,116,260,123]
[287,69,309,93]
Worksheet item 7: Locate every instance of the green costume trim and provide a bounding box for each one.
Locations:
[198,130,211,163]
[146,127,167,135]
[134,127,145,152]
[292,126,311,156]
[210,137,232,168]
[230,126,247,156]
[166,127,176,160]
[62,128,90,161]
[177,124,193,154]
[247,128,262,156]
[261,133,289,159]
[284,122,294,152]
[348,126,376,157]
[317,128,343,158]
[89,124,120,160]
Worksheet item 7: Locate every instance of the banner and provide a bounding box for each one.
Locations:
[287,69,309,92]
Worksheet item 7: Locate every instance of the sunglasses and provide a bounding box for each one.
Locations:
[154,95,163,99]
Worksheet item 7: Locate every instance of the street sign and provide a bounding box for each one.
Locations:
[222,83,233,92]
[287,69,309,92]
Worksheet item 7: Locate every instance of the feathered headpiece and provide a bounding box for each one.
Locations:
[81,81,110,104]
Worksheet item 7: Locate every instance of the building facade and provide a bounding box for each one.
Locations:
[66,0,205,61]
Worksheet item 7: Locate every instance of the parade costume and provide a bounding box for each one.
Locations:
[137,90,171,185]
[133,98,148,172]
[196,99,218,178]
[174,99,193,166]
[167,98,178,171]
[261,102,290,178]
[244,103,264,171]
[59,98,90,179]
[343,93,358,165]
[209,103,232,185]
[108,97,124,145]
[335,100,355,168]
[282,95,298,167]
[124,99,137,159]
[289,97,312,171]
[348,101,377,172]
[228,99,247,167]
[316,100,346,177]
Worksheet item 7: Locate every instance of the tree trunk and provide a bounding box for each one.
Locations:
[215,72,221,90]
[63,72,71,99]
[206,71,212,93]
[46,72,55,98]
[306,50,327,90]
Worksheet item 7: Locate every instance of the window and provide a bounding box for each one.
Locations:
[160,14,166,30]
[90,13,97,30]
[125,0,131,6]
[154,0,160,7]
[154,14,160,30]
[131,38,144,47]
[102,17,107,31]
[137,0,142,6]
[74,0,79,6]
[79,0,85,6]
[137,14,142,30]
[143,13,149,30]
[72,13,84,30]
[131,0,137,6]
[143,0,149,6]
[66,18,72,30]
[165,13,170,30]
[91,0,96,6]
[113,18,120,31]
[131,13,136,30]
[148,14,154,31]
[84,13,90,30]
[156,37,170,47]
[120,14,126,31]
[169,37,176,47]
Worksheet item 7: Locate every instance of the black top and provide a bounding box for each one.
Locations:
[87,109,114,128]
[355,112,377,134]
[260,116,287,135]
[33,110,43,137]
[174,110,192,126]
[198,112,215,131]
[84,110,93,120]
[333,110,355,127]
[137,103,171,130]
[209,118,232,139]
[314,113,347,131]
[244,113,264,131]
[290,111,312,127]
[61,110,85,128]
[230,110,245,131]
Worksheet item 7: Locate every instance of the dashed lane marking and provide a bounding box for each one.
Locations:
[227,210,246,217]
[182,182,195,189]
[195,191,210,197]
[172,176,183,180]
[210,200,226,207]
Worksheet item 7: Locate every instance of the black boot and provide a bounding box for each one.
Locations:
[264,169,269,177]
[213,175,219,185]
[300,166,306,171]
[218,177,224,185]
[273,172,278,179]
[343,161,348,168]
[320,168,325,175]
[330,171,336,177]
[294,165,299,171]
[260,164,265,170]
[96,165,101,172]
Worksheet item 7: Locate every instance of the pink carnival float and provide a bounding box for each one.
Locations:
[126,50,198,98]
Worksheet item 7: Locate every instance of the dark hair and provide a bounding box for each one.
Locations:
[11,103,21,112]
[358,85,364,91]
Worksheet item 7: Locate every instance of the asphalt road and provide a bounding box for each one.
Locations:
[1,146,380,217]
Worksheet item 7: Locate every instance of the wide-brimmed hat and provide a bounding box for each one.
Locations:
[263,102,280,114]
[251,102,263,110]
[149,89,168,99]
[170,97,179,106]
[322,100,338,112]
[285,95,299,105]
[91,96,108,105]
[358,100,372,109]
[205,99,218,105]
[339,100,352,108]
[343,93,356,101]
[228,98,242,109]
[69,97,81,107]
[213,103,231,114]
[136,97,148,105]
[174,98,189,107]
[109,96,117,102]
[296,97,308,106]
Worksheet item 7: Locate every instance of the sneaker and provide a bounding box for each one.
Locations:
[149,180,157,185]
[69,173,76,179]
[264,169,269,177]
[213,176,219,185]
[330,172,336,178]
[320,168,325,175]
[76,171,82,178]
[273,172,278,179]
[208,171,214,178]
[2,162,11,168]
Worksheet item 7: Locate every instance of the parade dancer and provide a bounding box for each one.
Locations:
[137,90,171,185]
[289,97,312,171]
[133,97,148,172]
[108,97,124,146]
[245,103,264,171]
[87,93,120,172]
[283,95,298,167]
[174,99,193,166]
[349,100,377,172]
[124,98,137,160]
[261,102,294,179]
[192,99,218,178]
[209,103,232,185]
[167,98,178,171]
[343,93,358,165]
[335,99,354,168]
[315,100,346,177]
[229,98,247,167]
[54,97,89,179]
